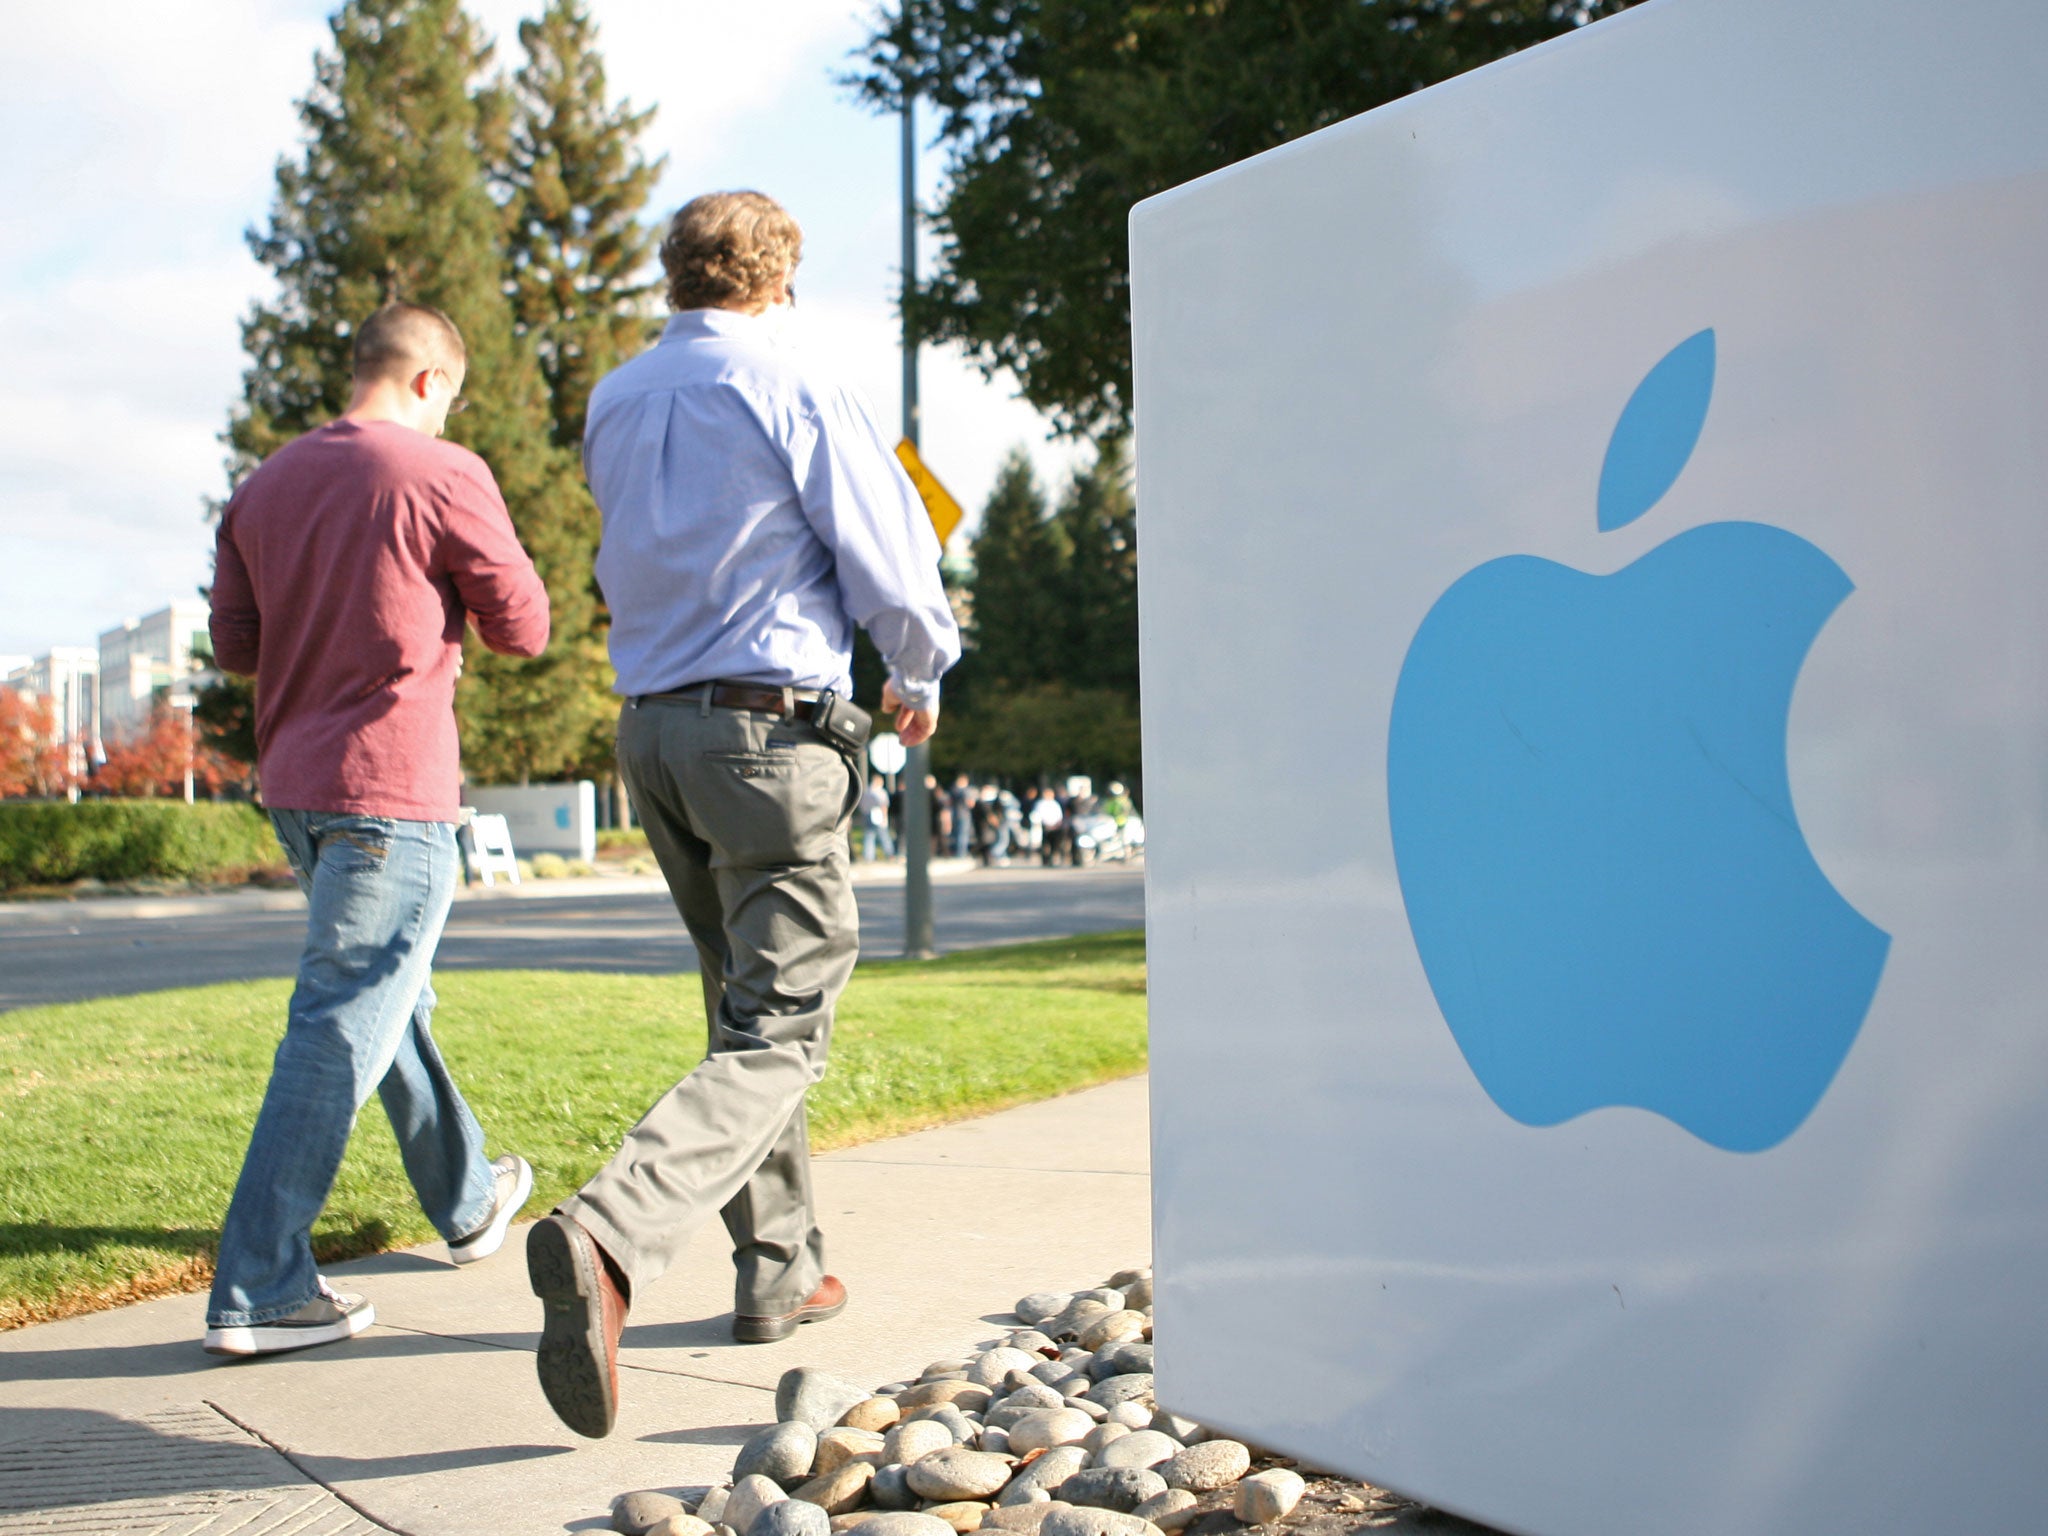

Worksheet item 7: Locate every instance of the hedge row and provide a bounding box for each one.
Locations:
[0,802,286,891]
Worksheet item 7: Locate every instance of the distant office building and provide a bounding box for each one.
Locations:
[20,648,99,747]
[4,646,99,782]
[98,602,209,743]
[0,655,30,685]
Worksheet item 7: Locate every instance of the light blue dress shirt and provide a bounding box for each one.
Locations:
[586,308,961,710]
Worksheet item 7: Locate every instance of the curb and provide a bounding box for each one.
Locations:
[0,857,1021,926]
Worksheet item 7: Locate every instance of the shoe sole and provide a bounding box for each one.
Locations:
[203,1301,375,1357]
[449,1156,535,1266]
[732,1291,848,1344]
[527,1217,617,1438]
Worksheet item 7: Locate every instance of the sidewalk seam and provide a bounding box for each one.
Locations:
[202,1401,411,1536]
[372,1322,782,1395]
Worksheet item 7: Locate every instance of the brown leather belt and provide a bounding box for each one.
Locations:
[637,681,824,720]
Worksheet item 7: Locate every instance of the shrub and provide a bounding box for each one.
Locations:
[0,802,286,891]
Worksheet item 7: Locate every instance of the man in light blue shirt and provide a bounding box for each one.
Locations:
[527,191,960,1440]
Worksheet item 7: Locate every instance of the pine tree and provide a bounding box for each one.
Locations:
[965,448,1070,690]
[225,0,606,784]
[498,0,665,453]
[938,442,1143,785]
[493,0,667,787]
[1052,435,1139,699]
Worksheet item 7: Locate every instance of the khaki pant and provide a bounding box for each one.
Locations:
[560,693,861,1311]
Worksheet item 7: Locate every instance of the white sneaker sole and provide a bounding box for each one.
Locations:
[203,1300,375,1357]
[449,1156,535,1266]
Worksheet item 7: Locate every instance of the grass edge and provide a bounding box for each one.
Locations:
[2,1066,1147,1332]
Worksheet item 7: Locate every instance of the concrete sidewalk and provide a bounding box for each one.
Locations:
[0,1077,1152,1536]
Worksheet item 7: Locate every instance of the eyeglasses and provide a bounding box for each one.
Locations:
[432,367,468,415]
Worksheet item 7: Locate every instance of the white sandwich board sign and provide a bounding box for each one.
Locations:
[1129,1,2048,1532]
[464,781,597,864]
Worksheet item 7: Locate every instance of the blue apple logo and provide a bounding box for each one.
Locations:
[1386,330,1889,1153]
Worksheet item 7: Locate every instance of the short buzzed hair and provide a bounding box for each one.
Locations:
[660,191,802,312]
[352,301,466,385]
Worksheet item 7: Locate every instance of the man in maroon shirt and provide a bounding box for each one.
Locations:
[202,301,550,1357]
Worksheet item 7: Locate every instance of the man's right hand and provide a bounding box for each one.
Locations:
[881,681,938,748]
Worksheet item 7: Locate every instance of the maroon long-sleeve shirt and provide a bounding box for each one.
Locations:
[210,418,550,822]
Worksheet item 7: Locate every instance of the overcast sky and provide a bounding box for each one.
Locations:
[0,0,1085,659]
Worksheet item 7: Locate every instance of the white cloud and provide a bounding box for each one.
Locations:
[1,261,256,414]
[0,496,213,654]
[0,4,324,272]
[923,350,1094,535]
[0,253,260,651]
[467,0,867,181]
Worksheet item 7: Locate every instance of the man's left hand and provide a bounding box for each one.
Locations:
[881,681,938,748]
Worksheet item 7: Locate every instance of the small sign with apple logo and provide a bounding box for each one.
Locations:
[1386,329,1891,1153]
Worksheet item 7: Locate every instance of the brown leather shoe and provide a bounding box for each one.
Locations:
[733,1274,848,1343]
[527,1214,627,1437]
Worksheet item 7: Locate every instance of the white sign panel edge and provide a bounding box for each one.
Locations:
[1130,1,2048,1533]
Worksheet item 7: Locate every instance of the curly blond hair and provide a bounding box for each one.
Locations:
[661,191,802,312]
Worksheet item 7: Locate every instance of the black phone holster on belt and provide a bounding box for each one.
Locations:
[809,690,873,755]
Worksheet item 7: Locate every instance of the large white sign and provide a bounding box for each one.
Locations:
[1130,1,2048,1532]
[464,781,597,863]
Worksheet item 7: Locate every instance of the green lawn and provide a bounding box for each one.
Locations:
[0,931,1146,1328]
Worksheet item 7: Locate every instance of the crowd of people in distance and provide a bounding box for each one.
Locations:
[855,771,1141,866]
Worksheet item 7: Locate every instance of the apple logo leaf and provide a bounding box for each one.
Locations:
[1597,328,1716,532]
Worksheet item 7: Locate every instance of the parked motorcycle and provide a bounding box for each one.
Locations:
[1071,811,1145,863]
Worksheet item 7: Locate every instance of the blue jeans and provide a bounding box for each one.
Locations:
[207,810,493,1328]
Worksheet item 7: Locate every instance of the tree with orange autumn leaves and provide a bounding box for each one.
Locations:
[0,691,72,799]
[95,701,250,800]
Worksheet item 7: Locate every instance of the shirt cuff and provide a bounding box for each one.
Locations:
[889,674,941,712]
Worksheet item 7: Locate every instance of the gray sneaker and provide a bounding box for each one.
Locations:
[203,1279,373,1357]
[448,1154,535,1266]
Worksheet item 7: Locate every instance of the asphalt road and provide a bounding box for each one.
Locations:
[0,865,1147,1012]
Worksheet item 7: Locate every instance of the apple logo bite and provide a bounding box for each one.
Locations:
[1386,329,1890,1153]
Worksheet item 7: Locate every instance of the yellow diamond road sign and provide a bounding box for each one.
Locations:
[895,438,964,545]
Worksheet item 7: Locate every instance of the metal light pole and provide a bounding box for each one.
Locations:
[900,93,937,960]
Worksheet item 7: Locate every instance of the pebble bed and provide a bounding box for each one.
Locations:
[604,1268,1491,1536]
